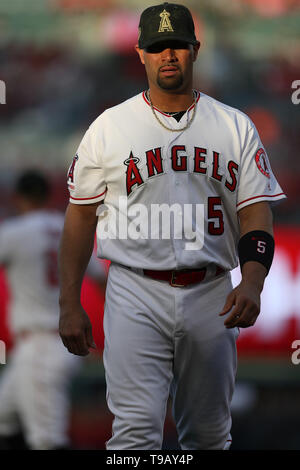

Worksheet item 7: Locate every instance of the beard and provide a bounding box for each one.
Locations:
[156,69,184,90]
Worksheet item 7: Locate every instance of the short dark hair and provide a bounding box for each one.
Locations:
[15,170,50,203]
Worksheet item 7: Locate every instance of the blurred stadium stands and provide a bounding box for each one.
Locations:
[0,0,300,450]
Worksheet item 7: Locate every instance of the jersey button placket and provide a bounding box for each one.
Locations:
[167,131,187,268]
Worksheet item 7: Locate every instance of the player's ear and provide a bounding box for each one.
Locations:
[135,45,145,65]
[192,41,200,62]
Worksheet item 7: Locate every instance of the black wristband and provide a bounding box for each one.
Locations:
[238,230,275,275]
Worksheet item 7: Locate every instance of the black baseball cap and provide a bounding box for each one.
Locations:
[138,2,199,49]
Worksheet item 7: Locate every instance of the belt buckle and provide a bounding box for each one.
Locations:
[170,270,185,288]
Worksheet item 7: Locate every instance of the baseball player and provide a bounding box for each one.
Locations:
[0,170,106,450]
[59,3,286,450]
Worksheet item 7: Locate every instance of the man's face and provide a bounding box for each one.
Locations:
[136,40,200,92]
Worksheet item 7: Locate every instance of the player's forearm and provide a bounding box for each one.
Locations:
[240,261,267,293]
[58,203,98,307]
[238,201,273,237]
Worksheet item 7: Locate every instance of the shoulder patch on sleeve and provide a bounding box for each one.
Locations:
[255,148,270,179]
[67,154,79,188]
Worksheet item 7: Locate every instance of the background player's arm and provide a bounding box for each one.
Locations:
[220,201,273,329]
[59,202,100,355]
[86,251,108,293]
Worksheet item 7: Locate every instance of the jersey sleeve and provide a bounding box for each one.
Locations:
[67,123,107,205]
[237,121,286,211]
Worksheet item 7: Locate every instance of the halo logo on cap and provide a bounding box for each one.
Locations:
[158,9,174,33]
[138,3,199,49]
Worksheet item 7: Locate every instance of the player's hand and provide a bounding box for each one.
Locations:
[59,305,96,356]
[219,280,261,329]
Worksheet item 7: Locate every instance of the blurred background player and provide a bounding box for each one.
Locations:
[0,170,106,450]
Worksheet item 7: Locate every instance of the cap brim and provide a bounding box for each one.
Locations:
[139,35,200,49]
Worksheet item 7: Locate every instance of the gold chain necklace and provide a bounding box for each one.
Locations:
[147,90,198,132]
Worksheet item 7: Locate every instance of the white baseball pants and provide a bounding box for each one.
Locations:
[103,263,239,450]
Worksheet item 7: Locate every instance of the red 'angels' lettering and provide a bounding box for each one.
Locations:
[212,151,223,181]
[194,147,207,174]
[172,145,187,171]
[225,160,239,192]
[124,146,240,196]
[125,152,144,196]
[146,147,164,177]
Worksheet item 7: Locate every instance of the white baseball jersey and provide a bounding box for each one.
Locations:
[0,210,64,334]
[68,91,286,271]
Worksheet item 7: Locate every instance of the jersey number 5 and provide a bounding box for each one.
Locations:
[208,197,224,235]
[257,240,266,253]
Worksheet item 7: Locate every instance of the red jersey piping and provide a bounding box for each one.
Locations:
[237,193,285,207]
[70,188,107,201]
